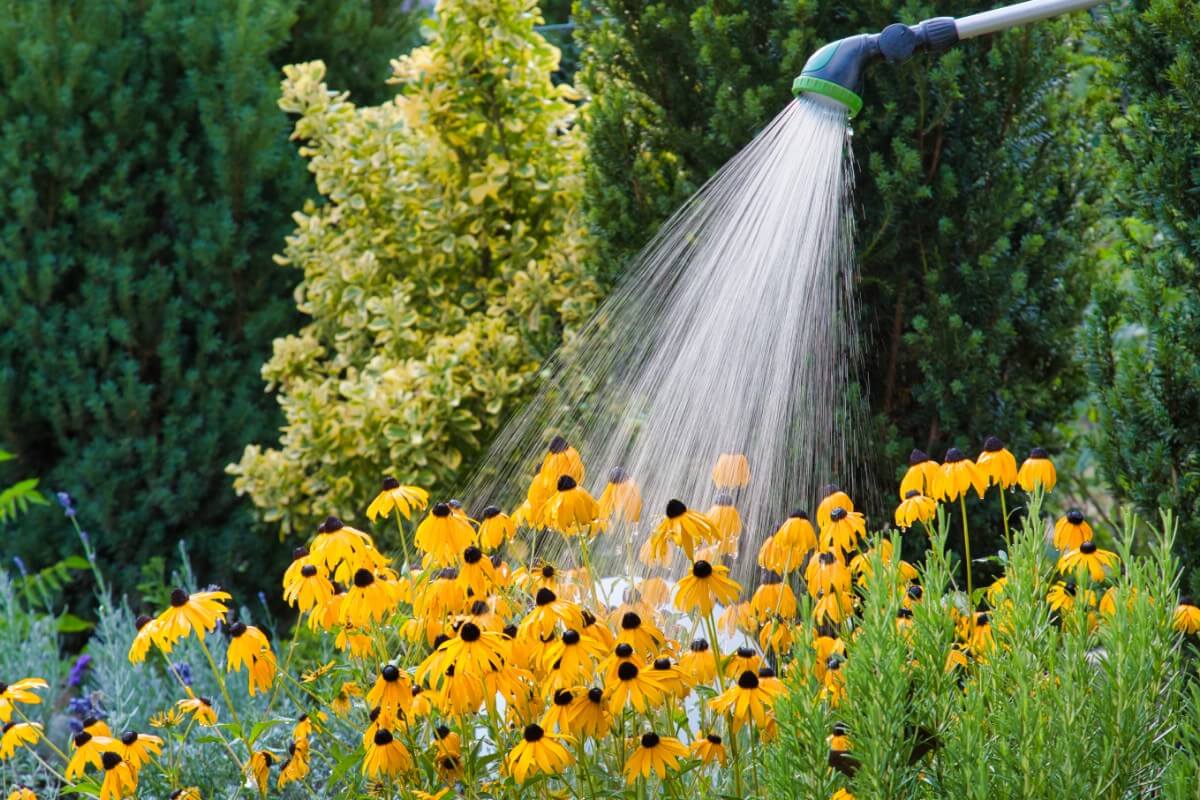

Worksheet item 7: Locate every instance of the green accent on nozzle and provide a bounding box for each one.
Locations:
[792,75,863,118]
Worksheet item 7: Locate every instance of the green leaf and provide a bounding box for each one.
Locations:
[55,612,94,633]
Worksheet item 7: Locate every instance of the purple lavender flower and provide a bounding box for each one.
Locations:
[170,661,193,686]
[68,654,93,687]
[11,556,27,577]
[55,491,76,518]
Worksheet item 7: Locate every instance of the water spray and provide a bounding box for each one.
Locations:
[794,0,1105,117]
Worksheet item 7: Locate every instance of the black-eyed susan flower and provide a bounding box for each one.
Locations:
[98,751,136,800]
[176,695,217,727]
[759,510,817,573]
[340,566,397,628]
[477,506,516,549]
[0,678,47,723]
[310,517,382,580]
[900,450,944,500]
[1046,580,1095,614]
[751,575,797,619]
[616,611,664,654]
[366,664,412,726]
[976,437,1017,489]
[227,621,271,672]
[650,499,718,561]
[282,554,334,615]
[651,657,689,699]
[114,731,162,773]
[362,729,413,777]
[542,476,600,536]
[519,588,584,640]
[599,467,642,524]
[540,435,585,485]
[724,646,762,679]
[820,507,867,557]
[711,452,751,488]
[540,628,603,683]
[457,547,499,597]
[66,730,116,779]
[690,732,727,765]
[624,731,689,784]
[606,660,665,713]
[811,637,845,684]
[0,722,41,760]
[1173,597,1200,634]
[153,588,231,646]
[941,448,986,501]
[8,786,36,800]
[415,503,475,567]
[127,615,168,664]
[366,477,428,522]
[820,654,847,705]
[679,639,718,685]
[894,490,937,529]
[674,560,741,615]
[805,551,852,597]
[1054,509,1093,551]
[849,539,918,586]
[540,688,576,732]
[247,750,274,793]
[277,739,310,788]
[421,622,510,686]
[505,723,573,783]
[961,612,995,653]
[831,789,855,800]
[1058,540,1119,582]
[828,722,851,753]
[816,485,854,528]
[706,492,742,539]
[758,617,796,655]
[1017,447,1057,492]
[568,686,611,739]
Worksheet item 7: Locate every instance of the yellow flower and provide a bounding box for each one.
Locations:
[66,730,117,779]
[616,610,665,654]
[941,448,986,501]
[1173,597,1200,634]
[706,493,742,539]
[176,695,217,727]
[477,506,516,549]
[505,724,574,783]
[0,678,47,723]
[1017,447,1057,492]
[362,729,412,777]
[114,731,162,774]
[820,654,846,706]
[900,450,944,500]
[340,566,398,628]
[816,486,854,528]
[976,437,1018,489]
[278,739,310,788]
[226,622,275,695]
[518,588,584,640]
[419,622,510,686]
[310,516,382,581]
[710,669,786,730]
[247,750,274,794]
[599,467,643,524]
[690,732,727,765]
[711,453,751,488]
[1057,541,1119,582]
[1053,509,1093,551]
[828,722,851,753]
[649,499,719,561]
[805,551,852,597]
[751,579,797,619]
[127,615,168,664]
[811,636,845,682]
[674,560,741,615]
[98,752,137,800]
[7,786,36,800]
[831,790,855,800]
[540,435,585,486]
[153,588,231,646]
[567,686,612,739]
[365,665,413,726]
[414,503,475,567]
[624,732,689,784]
[679,639,718,685]
[542,476,600,536]
[894,490,937,529]
[758,511,817,573]
[366,477,428,522]
[606,660,665,713]
[849,539,918,586]
[282,551,334,614]
[0,722,41,760]
[457,547,499,597]
[724,647,762,679]
[820,507,867,557]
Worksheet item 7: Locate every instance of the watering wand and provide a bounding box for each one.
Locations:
[794,0,1105,117]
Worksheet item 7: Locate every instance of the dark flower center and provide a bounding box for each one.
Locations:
[641,732,660,748]
[759,667,776,679]
[692,560,714,578]
[535,588,556,606]
[706,733,723,744]
[832,722,848,736]
[369,707,381,722]
[101,751,122,771]
[503,625,518,639]
[482,505,500,519]
[653,658,671,670]
[170,588,189,607]
[826,655,843,670]
[121,731,137,745]
[908,449,929,466]
[789,509,809,519]
[736,647,754,658]
[548,436,568,454]
[437,567,458,581]
[977,614,990,626]
[562,629,580,645]
[321,516,344,532]
[586,687,604,703]
[470,600,490,616]
[1067,509,1084,525]
[1065,580,1077,596]
[134,614,152,630]
[541,564,556,578]
[665,499,686,519]
[608,466,629,484]
[621,612,641,630]
[944,448,965,463]
[74,732,92,746]
[830,507,847,521]
[300,564,318,578]
[353,569,374,588]
[292,546,310,560]
[761,571,782,585]
[230,622,247,638]
[381,664,400,682]
[818,552,837,565]
[459,623,481,643]
[432,503,451,517]
[690,638,709,653]
[897,608,914,619]
[381,476,400,490]
[737,671,760,689]
[374,729,393,746]
[436,725,451,739]
[983,436,1004,452]
[908,584,924,600]
[553,690,573,706]
[463,547,482,565]
[615,643,634,658]
[713,492,734,507]
[524,723,545,742]
[556,475,577,492]
[617,662,639,681]
[1080,540,1097,554]
[905,489,921,499]
[1030,447,1048,459]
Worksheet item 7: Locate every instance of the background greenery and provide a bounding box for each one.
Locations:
[1,0,1199,594]
[0,0,421,600]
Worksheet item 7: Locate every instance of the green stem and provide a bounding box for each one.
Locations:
[959,496,976,646]
[394,508,412,570]
[999,488,1011,544]
[196,634,250,758]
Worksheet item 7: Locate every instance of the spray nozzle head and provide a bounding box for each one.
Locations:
[793,17,958,117]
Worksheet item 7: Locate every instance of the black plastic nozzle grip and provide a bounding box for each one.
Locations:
[917,17,960,53]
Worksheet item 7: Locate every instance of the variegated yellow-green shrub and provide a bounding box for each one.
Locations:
[231,0,599,538]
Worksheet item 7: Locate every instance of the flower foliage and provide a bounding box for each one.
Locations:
[231,0,600,536]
